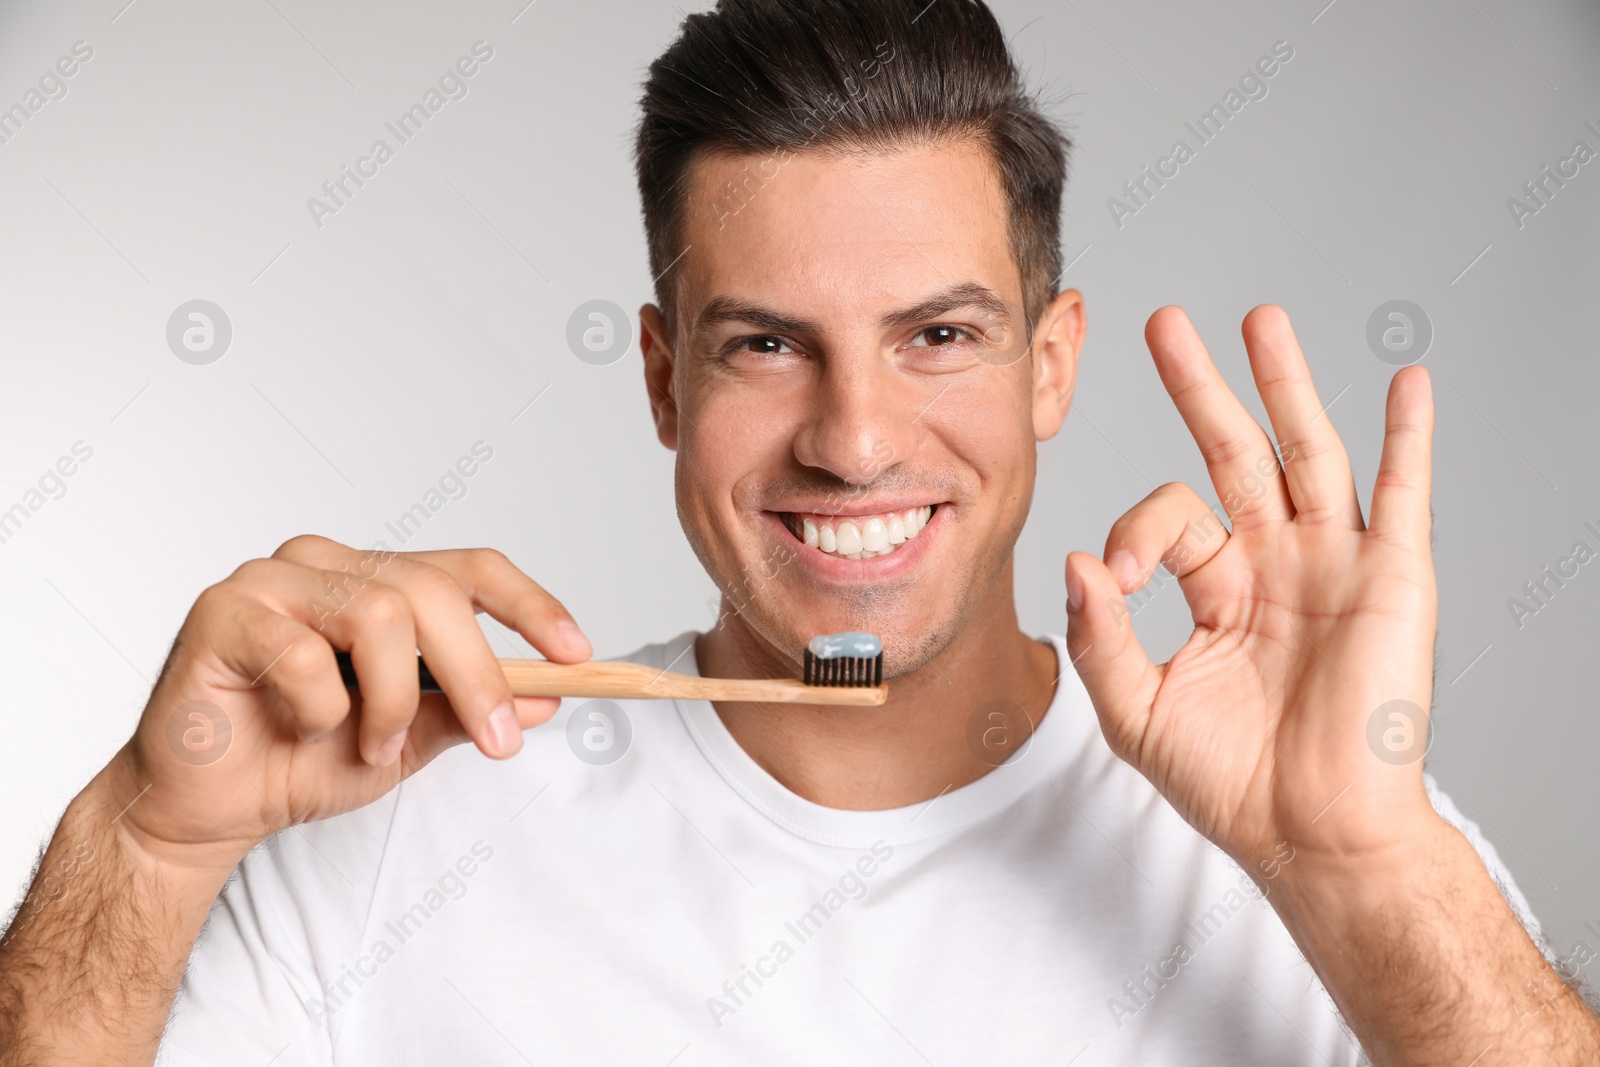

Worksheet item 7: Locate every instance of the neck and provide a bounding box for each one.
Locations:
[695,559,1059,810]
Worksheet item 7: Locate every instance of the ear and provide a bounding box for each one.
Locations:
[1031,288,1085,442]
[640,303,679,451]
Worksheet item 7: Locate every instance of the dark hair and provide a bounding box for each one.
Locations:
[635,0,1070,330]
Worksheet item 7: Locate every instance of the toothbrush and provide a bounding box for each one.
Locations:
[332,631,887,705]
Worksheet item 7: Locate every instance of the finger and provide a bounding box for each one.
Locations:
[310,580,421,767]
[405,548,592,663]
[242,553,513,761]
[1240,305,1362,527]
[1368,365,1434,549]
[273,537,593,664]
[227,558,424,759]
[1145,306,1292,526]
[1103,482,1231,593]
[272,537,411,616]
[375,557,521,759]
[1065,551,1164,764]
[271,539,575,759]
[196,582,351,741]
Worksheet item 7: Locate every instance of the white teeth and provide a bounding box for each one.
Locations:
[791,506,934,559]
[835,520,863,555]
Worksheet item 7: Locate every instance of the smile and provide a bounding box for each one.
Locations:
[779,505,936,560]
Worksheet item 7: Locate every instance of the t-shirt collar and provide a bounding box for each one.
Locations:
[669,630,1089,850]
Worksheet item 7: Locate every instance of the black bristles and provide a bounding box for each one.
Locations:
[803,649,884,687]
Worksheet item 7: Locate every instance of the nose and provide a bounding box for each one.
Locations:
[791,345,925,486]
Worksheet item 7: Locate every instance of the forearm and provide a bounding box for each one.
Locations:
[1271,813,1600,1065]
[0,757,239,1067]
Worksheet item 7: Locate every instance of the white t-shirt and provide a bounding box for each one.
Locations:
[157,632,1536,1066]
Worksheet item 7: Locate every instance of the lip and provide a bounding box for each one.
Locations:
[761,504,946,581]
[766,494,942,520]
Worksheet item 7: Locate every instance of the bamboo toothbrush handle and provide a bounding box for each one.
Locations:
[332,651,886,706]
[497,660,888,705]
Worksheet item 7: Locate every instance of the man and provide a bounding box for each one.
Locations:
[2,0,1595,1063]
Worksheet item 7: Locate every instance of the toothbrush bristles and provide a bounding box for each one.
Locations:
[803,649,884,687]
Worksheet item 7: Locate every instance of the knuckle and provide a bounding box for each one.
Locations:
[1291,506,1339,526]
[1373,470,1421,493]
[1153,481,1198,507]
[412,563,469,607]
[190,579,242,622]
[272,533,334,561]
[1105,512,1137,542]
[274,636,334,681]
[1287,437,1337,463]
[1198,437,1253,467]
[228,556,281,587]
[355,582,413,631]
[470,546,513,571]
[474,547,550,599]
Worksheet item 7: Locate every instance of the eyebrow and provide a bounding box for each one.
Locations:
[690,281,1014,341]
[878,282,1013,331]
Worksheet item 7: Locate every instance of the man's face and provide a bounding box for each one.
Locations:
[642,140,1080,677]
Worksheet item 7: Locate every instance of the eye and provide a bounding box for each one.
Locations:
[730,335,797,357]
[907,325,974,348]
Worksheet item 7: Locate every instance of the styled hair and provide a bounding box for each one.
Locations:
[635,0,1070,330]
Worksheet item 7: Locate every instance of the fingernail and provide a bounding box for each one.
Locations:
[1065,566,1084,613]
[557,618,592,657]
[374,731,407,767]
[486,702,521,757]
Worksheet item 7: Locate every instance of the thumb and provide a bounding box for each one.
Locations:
[401,694,560,770]
[1065,550,1162,763]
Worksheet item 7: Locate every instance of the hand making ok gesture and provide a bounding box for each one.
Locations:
[1065,304,1438,874]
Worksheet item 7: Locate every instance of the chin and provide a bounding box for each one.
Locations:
[722,579,962,682]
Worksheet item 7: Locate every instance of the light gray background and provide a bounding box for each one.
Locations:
[1,0,1596,974]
